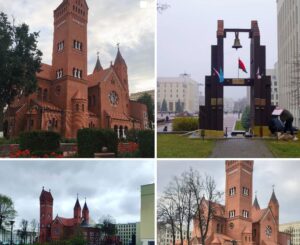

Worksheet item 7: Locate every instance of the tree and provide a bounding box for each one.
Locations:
[157,198,177,245]
[284,226,294,245]
[18,219,28,244]
[185,169,223,245]
[157,2,170,13]
[98,215,118,237]
[137,93,154,129]
[0,194,17,229]
[0,12,42,131]
[241,106,251,130]
[175,99,183,114]
[30,219,38,244]
[161,98,168,112]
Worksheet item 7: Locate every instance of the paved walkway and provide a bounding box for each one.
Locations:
[209,138,274,158]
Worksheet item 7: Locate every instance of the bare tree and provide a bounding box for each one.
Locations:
[284,226,295,245]
[157,2,170,13]
[157,197,177,245]
[18,219,28,244]
[186,169,223,245]
[30,219,37,244]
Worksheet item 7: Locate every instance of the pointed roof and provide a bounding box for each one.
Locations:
[83,199,89,210]
[211,237,221,244]
[94,54,103,72]
[253,195,260,209]
[74,196,81,209]
[269,189,279,205]
[114,46,126,67]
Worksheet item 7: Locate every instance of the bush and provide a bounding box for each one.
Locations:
[172,117,199,131]
[77,128,118,157]
[241,106,251,130]
[126,129,138,142]
[138,130,154,158]
[19,131,60,153]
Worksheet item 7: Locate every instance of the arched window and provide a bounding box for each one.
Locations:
[76,104,79,112]
[82,104,84,112]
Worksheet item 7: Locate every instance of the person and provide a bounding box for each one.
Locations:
[163,126,168,132]
[280,109,298,140]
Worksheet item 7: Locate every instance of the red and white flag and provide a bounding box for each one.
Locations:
[238,58,247,73]
[256,67,262,79]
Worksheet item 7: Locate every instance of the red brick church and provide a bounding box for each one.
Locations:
[191,161,291,245]
[39,187,101,244]
[4,0,148,139]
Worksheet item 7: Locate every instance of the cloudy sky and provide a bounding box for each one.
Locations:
[158,0,278,100]
[0,0,155,93]
[0,160,154,229]
[158,160,300,224]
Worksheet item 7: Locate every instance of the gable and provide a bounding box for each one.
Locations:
[260,208,276,225]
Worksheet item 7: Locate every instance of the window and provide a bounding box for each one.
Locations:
[73,40,83,51]
[76,104,79,112]
[229,187,236,196]
[229,210,235,218]
[242,187,249,196]
[242,210,249,218]
[73,68,82,78]
[56,69,63,79]
[57,41,64,51]
[82,104,85,111]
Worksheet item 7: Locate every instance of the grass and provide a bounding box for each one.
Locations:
[234,120,245,130]
[157,134,215,158]
[265,138,300,158]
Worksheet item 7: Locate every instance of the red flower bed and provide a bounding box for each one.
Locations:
[118,142,139,154]
[9,149,64,158]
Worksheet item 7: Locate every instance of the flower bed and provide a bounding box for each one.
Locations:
[9,149,63,158]
[118,142,139,154]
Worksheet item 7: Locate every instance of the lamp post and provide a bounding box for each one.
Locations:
[9,220,14,245]
[0,214,6,244]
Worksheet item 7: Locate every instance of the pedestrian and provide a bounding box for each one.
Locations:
[280,109,298,140]
[163,126,168,132]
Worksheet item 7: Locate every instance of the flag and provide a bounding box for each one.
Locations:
[213,67,224,83]
[256,67,262,79]
[238,58,247,73]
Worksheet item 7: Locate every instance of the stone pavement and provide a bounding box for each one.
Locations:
[209,138,274,158]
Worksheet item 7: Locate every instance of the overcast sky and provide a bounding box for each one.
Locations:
[158,0,278,100]
[0,0,155,93]
[0,160,154,229]
[158,160,300,224]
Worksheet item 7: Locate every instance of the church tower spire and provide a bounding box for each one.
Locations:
[82,198,89,225]
[74,195,81,224]
[93,52,103,73]
[268,186,279,224]
[114,44,128,91]
[253,192,260,209]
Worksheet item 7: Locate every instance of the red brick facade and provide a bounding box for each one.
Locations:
[4,0,148,139]
[39,188,100,244]
[191,161,291,245]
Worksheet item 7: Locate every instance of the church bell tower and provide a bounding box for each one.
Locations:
[225,161,254,242]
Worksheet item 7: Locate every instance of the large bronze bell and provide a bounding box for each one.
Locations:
[232,32,242,50]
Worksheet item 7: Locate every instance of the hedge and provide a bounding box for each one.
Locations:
[172,117,199,131]
[19,131,61,154]
[77,128,118,157]
[138,130,154,158]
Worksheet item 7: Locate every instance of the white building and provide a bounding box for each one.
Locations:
[224,98,235,113]
[117,223,137,245]
[277,0,300,126]
[266,63,279,106]
[280,221,300,245]
[157,224,192,245]
[157,74,200,113]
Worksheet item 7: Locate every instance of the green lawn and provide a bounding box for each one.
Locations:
[265,139,300,158]
[234,120,245,130]
[157,134,215,158]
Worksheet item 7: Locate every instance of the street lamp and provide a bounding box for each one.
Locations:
[9,220,14,245]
